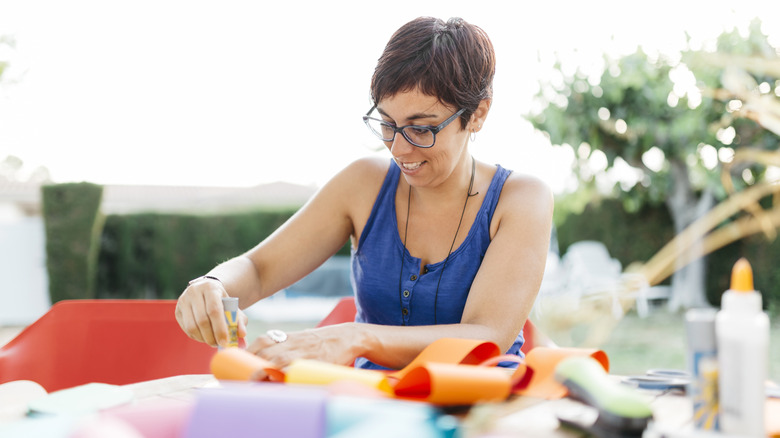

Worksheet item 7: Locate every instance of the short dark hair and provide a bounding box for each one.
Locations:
[370,17,496,130]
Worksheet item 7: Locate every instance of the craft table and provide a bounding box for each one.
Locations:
[122,374,695,437]
[4,373,776,437]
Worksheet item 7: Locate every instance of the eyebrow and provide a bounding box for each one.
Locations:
[376,107,440,123]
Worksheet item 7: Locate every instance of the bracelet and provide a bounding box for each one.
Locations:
[188,275,223,285]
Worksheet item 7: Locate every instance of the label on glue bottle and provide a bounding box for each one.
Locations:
[685,307,718,430]
[222,297,239,348]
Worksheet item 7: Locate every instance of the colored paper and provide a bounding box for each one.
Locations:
[0,415,78,438]
[27,382,134,416]
[393,363,512,405]
[102,397,195,438]
[207,338,609,406]
[329,411,443,438]
[514,347,609,399]
[210,347,284,382]
[285,359,394,395]
[0,380,47,422]
[389,338,500,381]
[183,384,327,438]
[326,396,437,436]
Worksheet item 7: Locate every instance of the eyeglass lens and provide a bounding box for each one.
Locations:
[365,118,435,147]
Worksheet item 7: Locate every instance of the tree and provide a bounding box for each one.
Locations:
[527,20,780,310]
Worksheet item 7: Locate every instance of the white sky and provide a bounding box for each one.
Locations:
[0,0,778,192]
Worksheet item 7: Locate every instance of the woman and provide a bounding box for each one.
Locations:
[175,16,553,371]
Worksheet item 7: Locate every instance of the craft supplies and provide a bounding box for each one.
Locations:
[716,258,769,437]
[685,307,719,430]
[221,297,239,348]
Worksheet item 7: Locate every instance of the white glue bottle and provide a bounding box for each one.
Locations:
[716,257,769,436]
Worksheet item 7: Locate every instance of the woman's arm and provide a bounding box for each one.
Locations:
[175,157,388,347]
[247,173,554,369]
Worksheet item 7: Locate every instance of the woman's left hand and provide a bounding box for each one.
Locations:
[246,323,363,370]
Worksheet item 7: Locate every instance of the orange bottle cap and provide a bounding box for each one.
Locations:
[730,257,754,292]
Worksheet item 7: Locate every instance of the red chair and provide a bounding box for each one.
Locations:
[316,296,545,354]
[0,300,216,392]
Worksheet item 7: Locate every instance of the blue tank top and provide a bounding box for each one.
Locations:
[350,160,523,370]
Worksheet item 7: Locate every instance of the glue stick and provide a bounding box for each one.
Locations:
[221,297,239,348]
[715,258,769,437]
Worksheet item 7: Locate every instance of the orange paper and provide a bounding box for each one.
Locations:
[389,338,500,381]
[210,347,285,382]
[393,363,512,405]
[513,347,609,399]
[208,339,609,406]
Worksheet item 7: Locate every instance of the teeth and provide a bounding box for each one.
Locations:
[401,161,423,170]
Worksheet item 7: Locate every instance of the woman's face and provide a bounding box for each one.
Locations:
[376,89,471,189]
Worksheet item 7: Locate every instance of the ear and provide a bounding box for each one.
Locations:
[469,99,491,132]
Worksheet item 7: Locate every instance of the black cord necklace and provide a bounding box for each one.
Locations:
[398,156,479,325]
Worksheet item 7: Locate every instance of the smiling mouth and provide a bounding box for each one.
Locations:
[397,160,424,171]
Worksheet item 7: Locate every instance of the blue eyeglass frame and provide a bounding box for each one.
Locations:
[362,105,466,148]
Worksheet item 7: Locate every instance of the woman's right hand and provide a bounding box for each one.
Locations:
[175,277,248,347]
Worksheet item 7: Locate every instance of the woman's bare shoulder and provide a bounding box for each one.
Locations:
[342,156,392,178]
[329,156,392,194]
[498,171,554,221]
[318,156,392,211]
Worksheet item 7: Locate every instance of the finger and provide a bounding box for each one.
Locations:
[191,291,220,347]
[179,302,207,344]
[205,292,231,347]
[174,301,186,331]
[245,335,274,355]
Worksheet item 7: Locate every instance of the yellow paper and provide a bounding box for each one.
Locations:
[285,359,393,395]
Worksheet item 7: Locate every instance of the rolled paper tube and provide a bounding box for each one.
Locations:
[210,347,284,382]
[390,338,501,381]
[285,359,394,395]
[393,363,512,405]
[513,347,609,399]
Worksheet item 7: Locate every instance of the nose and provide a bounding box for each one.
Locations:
[388,131,415,155]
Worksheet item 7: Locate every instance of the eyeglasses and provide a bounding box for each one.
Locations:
[362,105,466,148]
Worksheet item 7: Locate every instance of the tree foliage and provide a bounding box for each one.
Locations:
[527,19,780,308]
[528,20,779,214]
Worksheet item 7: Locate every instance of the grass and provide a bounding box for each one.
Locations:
[596,310,780,381]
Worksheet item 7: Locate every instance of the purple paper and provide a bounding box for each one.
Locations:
[184,384,327,438]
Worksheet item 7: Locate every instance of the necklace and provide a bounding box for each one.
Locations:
[398,156,479,325]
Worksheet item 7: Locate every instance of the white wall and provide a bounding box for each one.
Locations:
[0,217,50,326]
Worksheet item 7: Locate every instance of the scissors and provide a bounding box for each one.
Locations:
[621,369,690,393]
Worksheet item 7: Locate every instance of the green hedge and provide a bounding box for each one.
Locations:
[97,209,291,299]
[41,182,105,303]
[95,209,352,299]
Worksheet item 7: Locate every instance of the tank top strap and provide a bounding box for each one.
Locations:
[356,160,399,251]
[481,165,512,225]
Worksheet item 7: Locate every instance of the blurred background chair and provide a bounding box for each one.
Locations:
[0,300,215,392]
[316,296,548,355]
